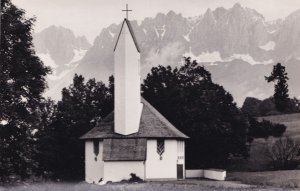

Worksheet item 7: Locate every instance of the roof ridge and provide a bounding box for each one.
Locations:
[141,97,189,139]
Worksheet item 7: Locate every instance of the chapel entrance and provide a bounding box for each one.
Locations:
[177,164,183,179]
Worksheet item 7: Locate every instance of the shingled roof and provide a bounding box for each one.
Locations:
[113,18,140,52]
[80,98,188,139]
[103,138,146,161]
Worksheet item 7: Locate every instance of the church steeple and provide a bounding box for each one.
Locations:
[113,7,143,135]
[113,19,140,53]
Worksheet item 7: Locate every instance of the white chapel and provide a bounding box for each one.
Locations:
[81,12,188,184]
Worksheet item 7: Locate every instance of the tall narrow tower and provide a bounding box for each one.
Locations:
[113,18,143,135]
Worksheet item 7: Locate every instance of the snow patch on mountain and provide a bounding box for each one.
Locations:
[183,28,193,42]
[154,27,159,38]
[69,49,87,64]
[109,31,115,38]
[268,30,277,34]
[184,51,223,63]
[154,25,166,39]
[259,41,276,51]
[161,25,166,38]
[228,54,273,65]
[183,34,190,42]
[38,53,58,68]
[183,50,274,66]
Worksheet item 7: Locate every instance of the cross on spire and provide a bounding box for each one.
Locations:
[122,4,132,20]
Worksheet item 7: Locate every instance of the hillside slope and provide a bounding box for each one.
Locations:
[231,113,300,171]
[258,113,300,139]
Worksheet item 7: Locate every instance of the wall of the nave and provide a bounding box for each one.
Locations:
[145,139,179,180]
[103,161,144,182]
[85,141,104,184]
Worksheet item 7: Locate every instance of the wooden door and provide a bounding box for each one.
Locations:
[177,164,183,179]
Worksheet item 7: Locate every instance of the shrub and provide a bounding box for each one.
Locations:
[249,118,286,138]
[266,136,300,170]
[272,124,287,137]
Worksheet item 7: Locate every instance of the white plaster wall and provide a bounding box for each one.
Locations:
[186,169,204,178]
[114,21,142,135]
[204,169,226,181]
[114,25,126,135]
[145,139,178,180]
[103,161,144,182]
[85,141,104,183]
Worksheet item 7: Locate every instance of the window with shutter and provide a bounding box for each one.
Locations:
[157,139,165,160]
[93,140,99,161]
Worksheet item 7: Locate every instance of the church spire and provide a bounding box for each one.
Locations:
[113,19,140,52]
[113,8,143,135]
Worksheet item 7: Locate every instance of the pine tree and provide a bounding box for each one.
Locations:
[0,0,50,181]
[265,63,289,112]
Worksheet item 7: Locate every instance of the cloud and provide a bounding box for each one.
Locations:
[142,42,185,77]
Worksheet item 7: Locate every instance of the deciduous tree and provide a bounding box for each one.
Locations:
[0,0,50,181]
[142,57,249,168]
[36,74,113,179]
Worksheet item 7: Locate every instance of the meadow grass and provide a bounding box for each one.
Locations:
[230,113,300,171]
[0,180,297,191]
[228,170,300,189]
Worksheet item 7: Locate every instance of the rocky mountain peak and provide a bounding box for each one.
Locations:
[233,2,242,8]
[166,10,177,18]
[285,9,300,20]
[34,25,91,65]
[39,4,300,105]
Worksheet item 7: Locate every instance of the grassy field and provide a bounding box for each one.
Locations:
[230,113,300,171]
[0,180,297,191]
[228,170,300,189]
[258,113,300,139]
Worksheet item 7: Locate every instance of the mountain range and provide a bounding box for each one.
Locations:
[33,3,300,106]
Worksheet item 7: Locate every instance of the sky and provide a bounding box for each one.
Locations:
[11,0,300,43]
